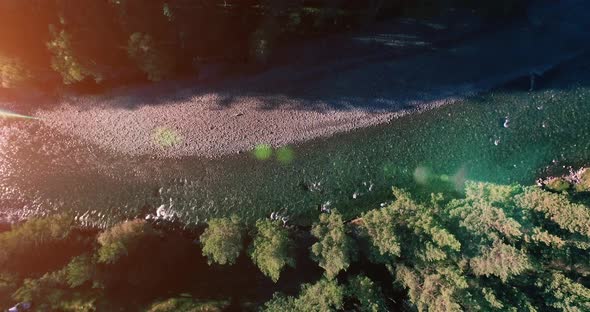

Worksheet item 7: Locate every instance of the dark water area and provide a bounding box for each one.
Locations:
[1,55,590,229]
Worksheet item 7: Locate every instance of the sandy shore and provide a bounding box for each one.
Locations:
[31,1,590,158]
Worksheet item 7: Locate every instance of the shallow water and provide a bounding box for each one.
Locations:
[1,60,589,228]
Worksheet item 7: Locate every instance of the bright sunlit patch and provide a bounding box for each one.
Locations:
[276,146,295,164]
[153,127,182,148]
[0,109,38,120]
[252,144,272,160]
[451,167,467,192]
[413,166,431,185]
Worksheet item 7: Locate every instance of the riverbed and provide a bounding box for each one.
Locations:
[1,54,589,228]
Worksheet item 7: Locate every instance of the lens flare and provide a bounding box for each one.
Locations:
[153,127,182,148]
[413,166,431,185]
[276,146,295,164]
[252,144,273,160]
[0,109,38,120]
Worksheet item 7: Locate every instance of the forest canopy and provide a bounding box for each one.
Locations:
[0,0,529,89]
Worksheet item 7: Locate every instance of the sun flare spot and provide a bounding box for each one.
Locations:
[252,144,273,160]
[153,127,182,148]
[0,109,37,120]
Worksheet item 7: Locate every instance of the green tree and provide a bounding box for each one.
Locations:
[515,187,590,237]
[200,216,244,265]
[0,54,30,88]
[249,219,295,282]
[65,254,96,288]
[361,204,401,262]
[146,296,230,312]
[310,210,356,279]
[0,273,18,306]
[262,293,298,312]
[12,269,68,305]
[359,182,590,311]
[346,275,387,312]
[47,24,102,84]
[545,177,571,192]
[469,240,530,282]
[127,32,174,82]
[263,278,344,312]
[13,268,98,312]
[0,215,73,268]
[395,265,467,312]
[574,168,590,192]
[297,278,345,312]
[537,272,590,311]
[97,219,159,264]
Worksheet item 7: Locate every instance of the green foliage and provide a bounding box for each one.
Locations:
[97,219,158,264]
[464,181,521,204]
[54,294,98,312]
[346,275,387,312]
[359,182,590,311]
[470,240,530,282]
[65,254,96,288]
[127,32,174,82]
[545,177,571,192]
[448,182,524,241]
[249,219,295,282]
[13,269,68,304]
[146,297,230,312]
[263,278,344,312]
[310,210,356,279]
[516,187,590,238]
[262,293,299,312]
[13,269,98,312]
[389,188,461,251]
[296,278,345,312]
[481,287,504,309]
[0,55,30,88]
[395,265,467,312]
[575,168,590,192]
[47,25,102,84]
[537,272,590,311]
[200,216,244,265]
[361,205,401,260]
[530,227,564,248]
[0,273,19,305]
[0,215,73,267]
[263,276,389,312]
[362,188,460,265]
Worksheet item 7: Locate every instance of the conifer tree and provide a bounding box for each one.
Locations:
[310,210,357,279]
[200,215,244,265]
[249,219,295,282]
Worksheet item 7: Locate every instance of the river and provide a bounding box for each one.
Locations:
[1,55,589,228]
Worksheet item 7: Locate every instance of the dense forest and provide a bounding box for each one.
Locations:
[1,169,589,311]
[0,0,530,91]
